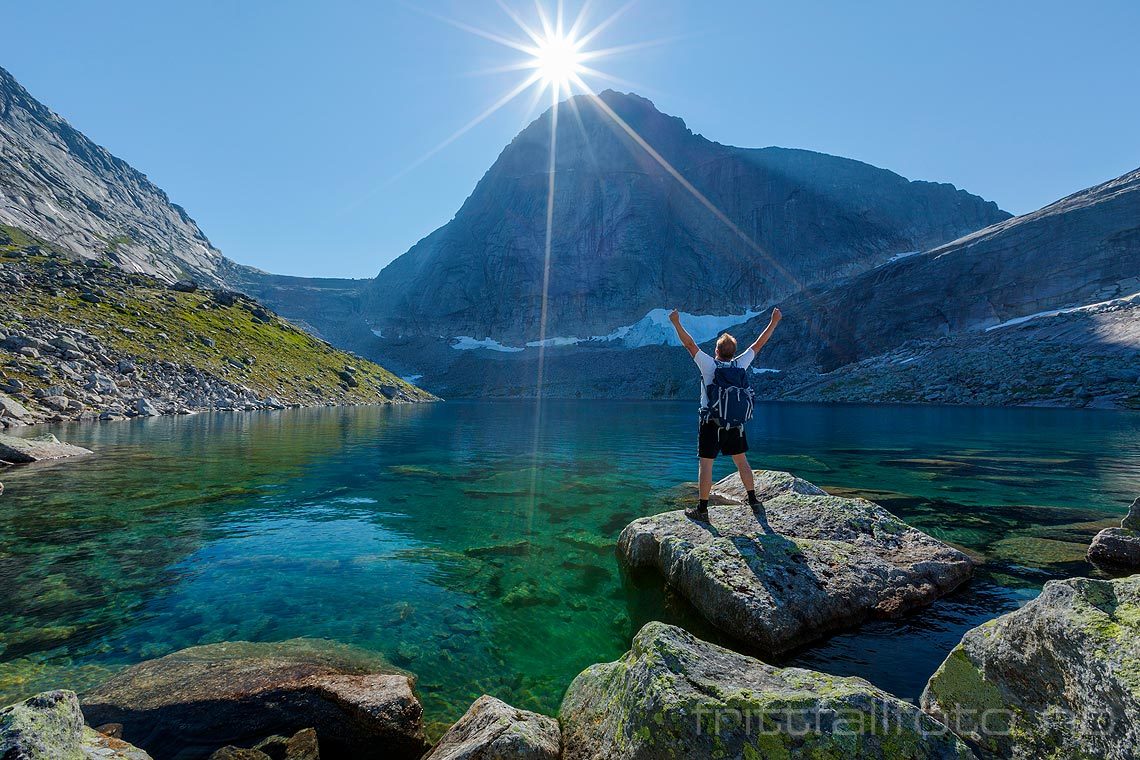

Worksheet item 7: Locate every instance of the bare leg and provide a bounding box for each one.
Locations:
[731,453,754,492]
[698,457,714,500]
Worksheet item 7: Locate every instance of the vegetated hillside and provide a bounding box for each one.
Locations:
[0,65,225,285]
[0,225,433,427]
[364,90,1008,344]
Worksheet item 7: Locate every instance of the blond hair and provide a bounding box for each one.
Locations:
[715,333,737,360]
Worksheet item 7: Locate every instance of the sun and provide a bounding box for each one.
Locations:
[529,31,585,90]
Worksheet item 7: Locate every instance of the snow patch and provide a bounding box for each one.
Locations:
[450,336,524,352]
[449,308,761,352]
[985,291,1140,332]
[751,367,781,374]
[888,250,921,264]
[402,374,423,383]
[600,308,760,348]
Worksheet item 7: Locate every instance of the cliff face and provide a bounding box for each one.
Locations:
[366,90,1008,342]
[755,166,1140,372]
[0,66,224,285]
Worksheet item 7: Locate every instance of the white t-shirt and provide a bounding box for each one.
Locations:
[694,348,755,408]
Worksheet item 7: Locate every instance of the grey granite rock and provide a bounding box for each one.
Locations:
[1087,497,1140,567]
[82,638,429,760]
[0,689,152,760]
[617,470,973,653]
[424,695,560,760]
[0,432,92,463]
[560,621,976,760]
[922,575,1140,759]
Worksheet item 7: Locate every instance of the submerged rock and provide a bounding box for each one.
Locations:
[921,575,1140,759]
[559,621,975,759]
[0,432,92,463]
[618,470,973,653]
[0,689,152,760]
[1088,497,1140,567]
[82,638,430,760]
[425,695,560,760]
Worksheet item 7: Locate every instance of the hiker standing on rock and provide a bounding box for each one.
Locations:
[668,307,782,522]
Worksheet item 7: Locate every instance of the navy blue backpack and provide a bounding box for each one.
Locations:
[703,360,754,431]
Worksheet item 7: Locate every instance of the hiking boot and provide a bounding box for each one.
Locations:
[684,505,710,523]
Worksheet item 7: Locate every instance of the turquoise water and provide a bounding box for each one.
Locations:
[2,401,1138,734]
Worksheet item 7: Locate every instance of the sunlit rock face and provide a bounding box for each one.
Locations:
[366,90,1007,343]
[0,66,224,285]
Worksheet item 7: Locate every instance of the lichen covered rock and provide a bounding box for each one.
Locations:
[559,621,975,759]
[618,470,973,653]
[0,689,152,759]
[425,695,560,760]
[82,638,429,760]
[921,575,1140,759]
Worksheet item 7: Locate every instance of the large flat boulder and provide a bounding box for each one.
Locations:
[0,432,92,463]
[921,575,1140,759]
[0,689,152,760]
[82,639,429,760]
[559,621,976,759]
[1088,497,1140,567]
[424,695,560,760]
[618,470,973,653]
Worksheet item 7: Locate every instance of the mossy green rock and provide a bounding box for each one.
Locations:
[559,622,975,759]
[425,694,560,760]
[921,575,1140,759]
[0,689,152,759]
[618,471,973,654]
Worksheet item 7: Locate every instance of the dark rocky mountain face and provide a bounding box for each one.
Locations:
[756,166,1140,372]
[366,90,1008,342]
[0,65,224,285]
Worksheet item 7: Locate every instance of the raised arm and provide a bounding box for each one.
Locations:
[668,309,699,358]
[747,307,782,354]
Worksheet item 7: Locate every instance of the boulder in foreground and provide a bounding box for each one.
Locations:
[424,694,560,760]
[618,470,973,653]
[0,689,152,759]
[1087,497,1140,567]
[922,575,1140,759]
[559,621,975,759]
[82,638,429,760]
[0,432,92,463]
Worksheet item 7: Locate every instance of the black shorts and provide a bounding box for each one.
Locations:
[698,420,748,459]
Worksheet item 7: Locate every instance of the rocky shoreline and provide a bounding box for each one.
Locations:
[0,247,433,430]
[4,470,1136,759]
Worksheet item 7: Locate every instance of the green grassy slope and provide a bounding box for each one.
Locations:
[0,224,434,423]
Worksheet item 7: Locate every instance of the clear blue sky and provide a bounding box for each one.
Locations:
[4,1,1138,277]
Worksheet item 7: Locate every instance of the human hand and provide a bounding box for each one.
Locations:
[771,307,782,324]
[669,308,681,324]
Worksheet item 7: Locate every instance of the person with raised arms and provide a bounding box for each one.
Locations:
[668,307,782,522]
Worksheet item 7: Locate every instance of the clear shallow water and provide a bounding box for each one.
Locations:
[2,401,1138,734]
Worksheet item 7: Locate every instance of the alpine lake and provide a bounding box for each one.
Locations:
[2,400,1138,736]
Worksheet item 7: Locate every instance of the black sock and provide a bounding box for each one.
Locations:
[698,499,709,512]
[747,489,758,503]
